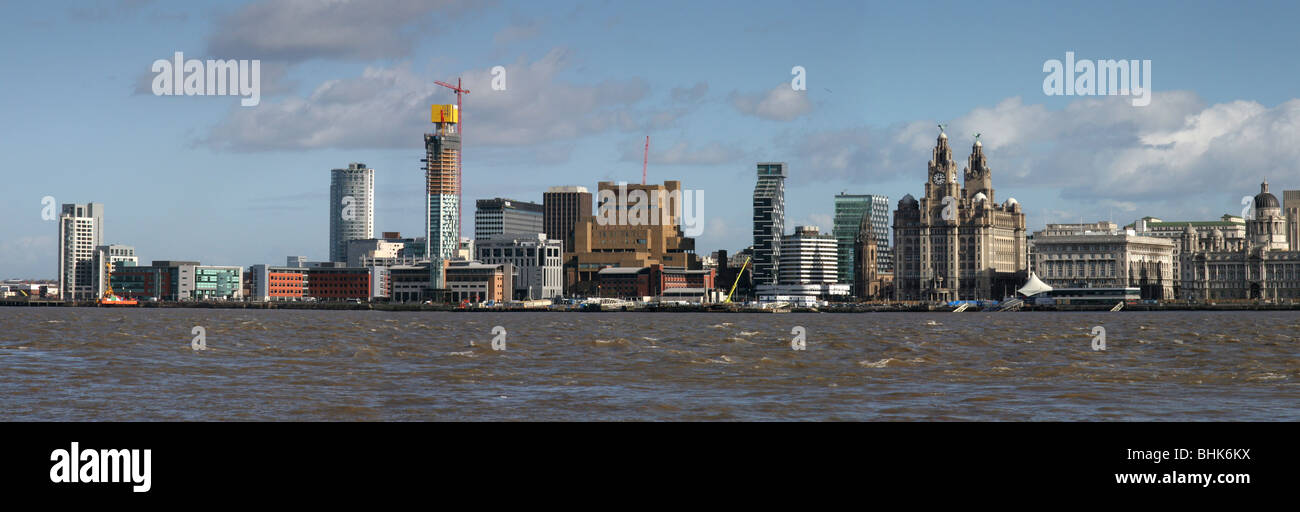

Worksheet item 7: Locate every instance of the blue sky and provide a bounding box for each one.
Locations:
[3,0,1299,279]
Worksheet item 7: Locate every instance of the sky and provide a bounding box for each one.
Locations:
[2,0,1299,279]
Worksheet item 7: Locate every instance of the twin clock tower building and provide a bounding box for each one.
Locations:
[893,129,1027,301]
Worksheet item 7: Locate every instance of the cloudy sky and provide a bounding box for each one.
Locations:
[2,0,1299,279]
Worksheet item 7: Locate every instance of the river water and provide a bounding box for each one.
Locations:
[1,309,1296,421]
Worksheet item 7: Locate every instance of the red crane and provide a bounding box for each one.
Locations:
[642,135,649,185]
[434,78,470,241]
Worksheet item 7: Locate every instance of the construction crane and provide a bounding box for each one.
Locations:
[642,135,649,185]
[724,256,750,303]
[434,77,470,240]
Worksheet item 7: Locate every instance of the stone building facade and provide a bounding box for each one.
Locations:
[892,131,1027,301]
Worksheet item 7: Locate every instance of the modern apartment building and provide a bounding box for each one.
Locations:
[330,162,375,263]
[752,163,787,287]
[57,203,104,300]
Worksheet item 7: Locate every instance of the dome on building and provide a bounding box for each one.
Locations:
[900,194,918,207]
[973,192,988,203]
[1005,197,1019,207]
[1255,180,1280,209]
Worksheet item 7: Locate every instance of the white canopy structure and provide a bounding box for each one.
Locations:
[1017,272,1053,297]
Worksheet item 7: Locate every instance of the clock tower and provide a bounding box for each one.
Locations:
[892,128,1028,302]
[925,129,960,207]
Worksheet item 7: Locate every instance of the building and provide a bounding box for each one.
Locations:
[778,226,838,285]
[752,163,787,287]
[248,265,309,301]
[1032,222,1175,300]
[544,186,592,252]
[329,162,375,263]
[475,233,564,300]
[306,266,373,301]
[194,266,244,300]
[852,214,881,299]
[93,244,137,298]
[568,180,701,294]
[595,264,716,300]
[892,132,1027,301]
[832,193,890,289]
[1285,189,1300,251]
[444,261,512,303]
[756,226,849,300]
[544,186,592,292]
[110,261,242,301]
[389,263,433,303]
[57,202,104,300]
[474,198,544,241]
[1130,214,1246,296]
[346,236,424,268]
[425,104,462,290]
[1179,181,1300,301]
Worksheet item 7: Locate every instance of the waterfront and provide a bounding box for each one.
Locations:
[1,309,1296,421]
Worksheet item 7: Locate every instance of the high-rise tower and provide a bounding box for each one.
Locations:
[752,163,787,286]
[57,202,104,300]
[424,104,461,289]
[330,163,375,263]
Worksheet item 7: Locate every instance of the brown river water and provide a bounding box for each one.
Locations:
[1,309,1296,421]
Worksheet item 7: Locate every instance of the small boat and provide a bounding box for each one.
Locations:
[97,294,138,306]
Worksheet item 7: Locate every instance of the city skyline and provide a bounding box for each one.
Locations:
[5,0,1300,279]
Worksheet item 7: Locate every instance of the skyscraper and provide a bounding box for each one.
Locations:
[832,193,890,290]
[543,186,592,253]
[57,202,103,300]
[329,162,375,263]
[425,104,461,289]
[474,198,544,241]
[752,162,787,286]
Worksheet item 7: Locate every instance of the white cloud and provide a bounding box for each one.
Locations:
[205,0,484,62]
[730,84,813,121]
[789,92,1300,217]
[201,49,685,153]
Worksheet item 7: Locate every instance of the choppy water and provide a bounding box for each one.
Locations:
[1,309,1297,421]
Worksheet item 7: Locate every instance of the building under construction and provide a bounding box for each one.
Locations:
[424,104,460,290]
